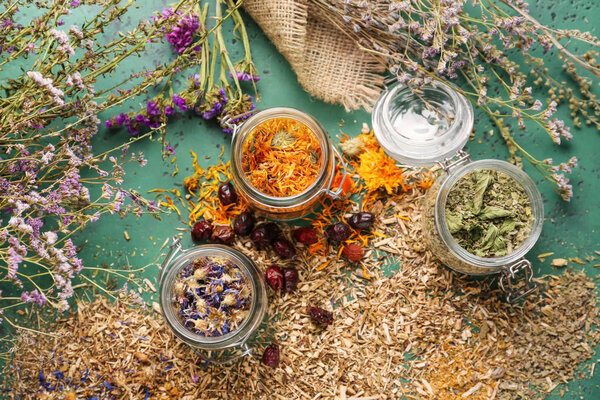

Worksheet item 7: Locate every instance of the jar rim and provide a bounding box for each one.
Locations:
[159,244,267,349]
[434,159,544,269]
[230,107,332,206]
[373,80,473,167]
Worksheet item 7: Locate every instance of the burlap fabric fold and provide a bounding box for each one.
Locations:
[244,0,385,111]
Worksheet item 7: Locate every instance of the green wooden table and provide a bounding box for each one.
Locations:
[20,0,600,398]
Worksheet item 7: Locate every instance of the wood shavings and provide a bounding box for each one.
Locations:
[4,161,599,400]
[551,258,569,268]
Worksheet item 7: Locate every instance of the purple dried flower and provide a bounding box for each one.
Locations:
[164,105,175,116]
[115,113,130,126]
[134,114,151,127]
[127,124,140,136]
[201,102,223,120]
[146,101,160,117]
[148,119,161,129]
[551,173,573,201]
[165,14,201,54]
[229,71,260,82]
[218,88,228,105]
[21,289,46,306]
[105,119,114,128]
[173,94,188,111]
[165,144,175,156]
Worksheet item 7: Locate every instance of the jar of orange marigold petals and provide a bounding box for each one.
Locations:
[223,107,347,220]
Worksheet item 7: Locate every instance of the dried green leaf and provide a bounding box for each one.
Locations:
[499,219,517,235]
[445,212,464,233]
[472,172,492,214]
[480,224,498,250]
[492,236,507,256]
[479,206,513,220]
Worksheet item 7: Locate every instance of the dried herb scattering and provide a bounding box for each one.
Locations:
[173,256,252,337]
[4,179,600,400]
[241,117,322,197]
[446,169,534,257]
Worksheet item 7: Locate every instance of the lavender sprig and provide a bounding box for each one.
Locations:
[0,0,214,330]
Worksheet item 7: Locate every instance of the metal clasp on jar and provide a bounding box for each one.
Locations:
[221,110,258,137]
[158,236,183,283]
[498,258,539,303]
[439,149,471,173]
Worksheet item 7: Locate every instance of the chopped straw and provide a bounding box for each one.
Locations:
[4,182,599,400]
[7,128,598,400]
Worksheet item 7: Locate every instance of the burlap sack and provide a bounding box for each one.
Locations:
[244,0,385,111]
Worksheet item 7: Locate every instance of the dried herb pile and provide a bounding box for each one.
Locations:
[4,178,599,399]
[241,117,322,197]
[446,169,534,257]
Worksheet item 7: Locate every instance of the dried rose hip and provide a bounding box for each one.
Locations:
[191,220,213,243]
[218,182,238,206]
[342,243,363,262]
[326,222,351,242]
[307,306,333,326]
[262,343,280,368]
[347,212,375,230]
[265,265,284,291]
[251,226,270,249]
[273,238,296,259]
[233,211,255,236]
[263,223,282,242]
[210,225,235,245]
[283,267,299,293]
[292,227,318,245]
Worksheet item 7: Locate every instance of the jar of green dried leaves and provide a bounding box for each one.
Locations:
[422,159,544,301]
[372,81,543,302]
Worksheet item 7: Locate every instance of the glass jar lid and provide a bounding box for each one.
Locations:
[372,80,473,167]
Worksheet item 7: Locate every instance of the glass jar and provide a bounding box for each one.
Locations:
[372,80,472,167]
[225,107,346,220]
[158,238,267,364]
[421,159,544,301]
[372,81,543,302]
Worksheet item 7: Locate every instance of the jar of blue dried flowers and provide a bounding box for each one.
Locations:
[372,80,543,302]
[159,239,267,364]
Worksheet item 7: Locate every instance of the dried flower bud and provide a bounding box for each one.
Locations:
[326,223,351,242]
[191,220,213,242]
[347,212,375,230]
[283,267,299,293]
[273,238,296,259]
[218,182,238,205]
[233,211,255,236]
[265,265,284,291]
[339,136,365,158]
